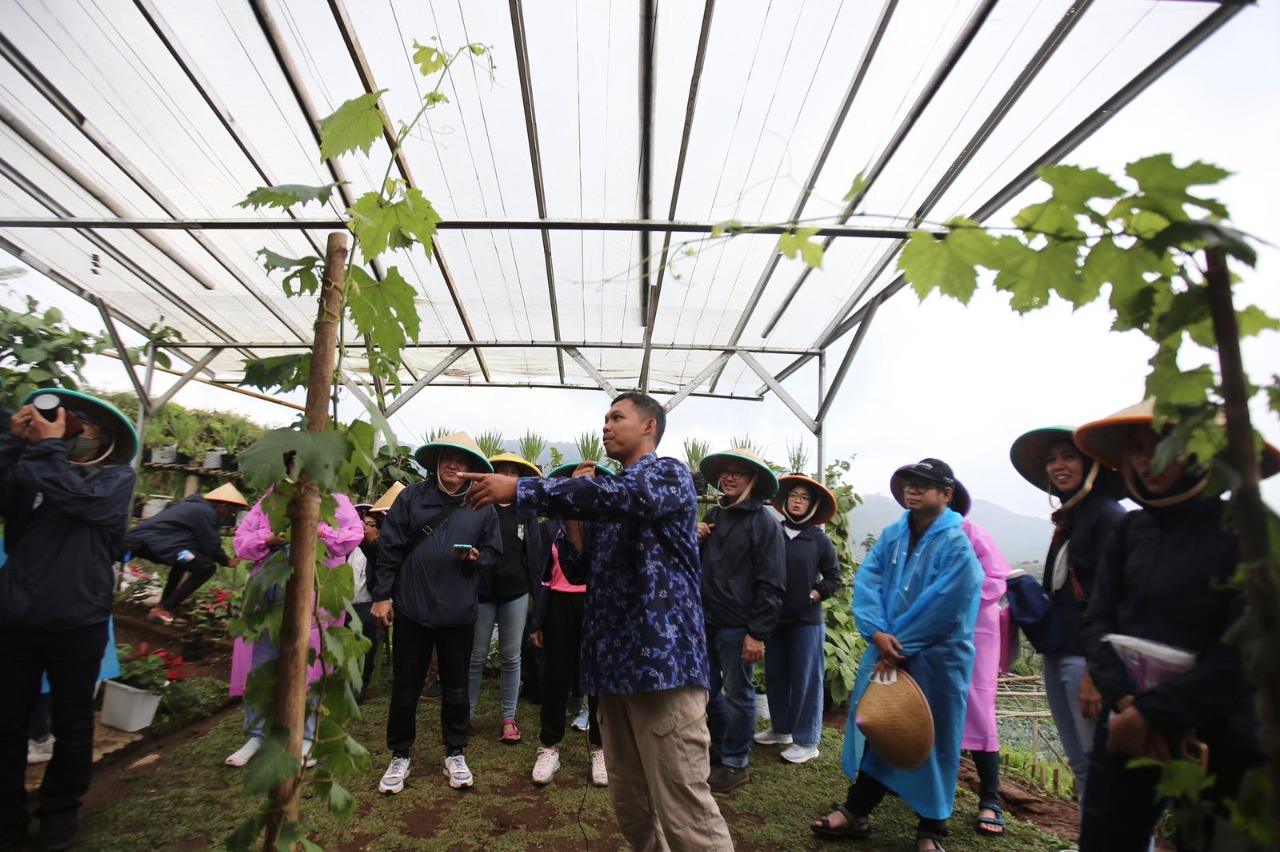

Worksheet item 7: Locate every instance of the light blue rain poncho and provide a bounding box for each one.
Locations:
[841,507,982,820]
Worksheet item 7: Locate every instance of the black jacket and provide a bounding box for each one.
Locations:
[1083,497,1262,786]
[478,504,544,602]
[372,481,502,628]
[1044,489,1126,656]
[124,493,232,567]
[529,519,586,632]
[778,523,841,626]
[0,432,135,631]
[700,499,786,639]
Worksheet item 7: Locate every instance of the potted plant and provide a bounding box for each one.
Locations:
[101,643,185,732]
[167,411,201,467]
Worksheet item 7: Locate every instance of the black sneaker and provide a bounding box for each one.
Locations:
[419,680,442,700]
[37,813,77,851]
[707,764,750,794]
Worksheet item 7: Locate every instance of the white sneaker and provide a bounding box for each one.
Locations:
[754,728,793,745]
[570,707,590,732]
[532,746,560,785]
[379,755,411,793]
[27,736,54,764]
[444,754,474,789]
[780,743,820,764]
[590,747,608,787]
[225,737,264,767]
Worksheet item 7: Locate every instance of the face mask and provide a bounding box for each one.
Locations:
[66,434,100,459]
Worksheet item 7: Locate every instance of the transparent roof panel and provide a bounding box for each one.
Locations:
[0,0,1235,403]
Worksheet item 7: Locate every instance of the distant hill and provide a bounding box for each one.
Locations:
[848,493,1051,566]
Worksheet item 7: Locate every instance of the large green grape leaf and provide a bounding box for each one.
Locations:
[318,91,386,160]
[238,183,340,210]
[1125,154,1230,220]
[778,228,824,268]
[347,187,441,263]
[898,220,999,304]
[346,266,421,364]
[239,429,353,492]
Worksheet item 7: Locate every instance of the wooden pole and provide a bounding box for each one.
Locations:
[1204,248,1280,816]
[262,232,347,851]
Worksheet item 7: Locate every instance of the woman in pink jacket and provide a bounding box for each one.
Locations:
[224,489,363,767]
[939,479,1010,836]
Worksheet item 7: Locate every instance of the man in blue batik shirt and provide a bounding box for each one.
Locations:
[463,392,733,852]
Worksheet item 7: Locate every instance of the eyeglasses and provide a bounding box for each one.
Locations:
[720,469,752,481]
[363,519,379,528]
[901,480,942,493]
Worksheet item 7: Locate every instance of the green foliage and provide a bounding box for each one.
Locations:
[786,438,810,476]
[516,430,548,470]
[317,91,387,160]
[474,429,505,458]
[346,266,421,381]
[237,183,341,211]
[239,428,352,493]
[0,294,108,406]
[683,436,711,470]
[575,430,606,463]
[820,458,866,707]
[257,250,323,298]
[778,227,824,268]
[347,188,441,261]
[160,676,229,719]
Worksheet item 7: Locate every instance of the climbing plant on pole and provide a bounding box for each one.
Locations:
[892,156,1279,844]
[225,40,491,851]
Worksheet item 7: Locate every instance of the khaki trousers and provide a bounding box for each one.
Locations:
[597,686,734,852]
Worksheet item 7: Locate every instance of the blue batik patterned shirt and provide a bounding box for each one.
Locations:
[517,453,710,696]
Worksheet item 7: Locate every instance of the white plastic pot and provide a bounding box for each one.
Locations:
[100,680,162,732]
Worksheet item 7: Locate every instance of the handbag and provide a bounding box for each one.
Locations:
[1005,568,1069,654]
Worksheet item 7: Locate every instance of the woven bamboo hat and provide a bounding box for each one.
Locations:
[855,669,935,771]
[1075,400,1280,479]
[370,481,405,514]
[20,388,138,464]
[699,448,779,499]
[771,474,837,525]
[548,460,615,478]
[413,432,494,474]
[204,483,249,507]
[1009,426,1126,499]
[487,451,543,477]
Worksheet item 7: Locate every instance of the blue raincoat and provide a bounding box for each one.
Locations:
[841,507,982,820]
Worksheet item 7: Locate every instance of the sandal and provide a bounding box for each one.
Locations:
[146,606,188,627]
[810,803,872,839]
[917,831,947,851]
[974,801,1005,837]
[500,719,521,745]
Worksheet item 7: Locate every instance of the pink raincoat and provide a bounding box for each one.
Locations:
[228,492,363,696]
[961,518,1009,751]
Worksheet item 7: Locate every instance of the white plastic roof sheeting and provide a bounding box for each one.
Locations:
[0,0,1244,405]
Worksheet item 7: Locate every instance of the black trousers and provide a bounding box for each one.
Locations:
[350,601,383,699]
[132,542,219,612]
[386,617,473,756]
[0,621,109,842]
[538,591,600,747]
[844,770,948,838]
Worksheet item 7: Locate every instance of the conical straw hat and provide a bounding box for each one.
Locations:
[855,669,934,772]
[204,482,249,507]
[370,481,405,514]
[487,451,543,477]
[548,461,615,478]
[20,387,139,465]
[771,474,837,525]
[699,448,780,499]
[413,432,494,474]
[1009,426,1127,499]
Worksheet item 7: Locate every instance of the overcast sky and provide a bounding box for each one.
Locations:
[6,2,1279,520]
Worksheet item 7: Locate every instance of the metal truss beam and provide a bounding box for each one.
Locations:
[384,347,470,418]
[151,349,220,411]
[160,340,822,356]
[737,350,816,433]
[510,0,565,382]
[563,347,619,397]
[639,0,714,390]
[664,351,732,413]
[93,297,148,405]
[0,217,943,238]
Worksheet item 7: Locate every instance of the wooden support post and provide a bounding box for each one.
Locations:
[1052,767,1059,795]
[1204,248,1280,816]
[263,233,347,851]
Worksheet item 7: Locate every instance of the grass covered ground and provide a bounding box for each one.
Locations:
[80,678,1072,850]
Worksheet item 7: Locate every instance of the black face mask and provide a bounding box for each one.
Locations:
[66,433,100,460]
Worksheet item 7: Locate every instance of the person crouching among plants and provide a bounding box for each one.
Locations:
[125,482,248,627]
[1075,400,1275,851]
[0,389,138,851]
